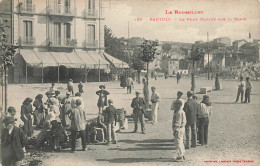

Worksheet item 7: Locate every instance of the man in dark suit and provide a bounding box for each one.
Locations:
[131,91,147,134]
[184,91,199,149]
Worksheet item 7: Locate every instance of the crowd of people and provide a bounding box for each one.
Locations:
[2,74,254,165]
[171,91,213,162]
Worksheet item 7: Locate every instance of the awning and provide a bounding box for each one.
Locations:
[35,51,57,67]
[103,52,129,68]
[64,52,85,68]
[19,49,41,67]
[75,50,96,68]
[88,51,110,69]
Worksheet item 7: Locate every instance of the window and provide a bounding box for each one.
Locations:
[88,0,95,9]
[87,25,95,44]
[23,20,32,43]
[64,0,70,13]
[64,23,71,41]
[53,22,61,45]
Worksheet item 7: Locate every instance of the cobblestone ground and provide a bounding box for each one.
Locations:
[2,77,260,166]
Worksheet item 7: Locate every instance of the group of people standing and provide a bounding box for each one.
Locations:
[235,76,253,103]
[171,91,213,162]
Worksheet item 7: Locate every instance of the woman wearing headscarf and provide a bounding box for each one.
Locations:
[21,97,34,137]
[33,94,46,129]
[197,95,213,146]
[96,85,110,114]
[172,99,186,162]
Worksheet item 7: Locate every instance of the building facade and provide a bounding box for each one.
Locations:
[0,0,118,83]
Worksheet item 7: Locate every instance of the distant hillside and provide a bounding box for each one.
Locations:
[160,41,193,48]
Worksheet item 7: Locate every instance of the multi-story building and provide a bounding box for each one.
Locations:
[0,0,124,83]
[232,39,247,52]
[212,37,231,47]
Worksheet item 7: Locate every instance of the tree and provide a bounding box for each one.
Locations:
[0,22,17,113]
[188,45,205,92]
[104,25,128,63]
[162,43,172,53]
[140,39,159,103]
[131,47,145,84]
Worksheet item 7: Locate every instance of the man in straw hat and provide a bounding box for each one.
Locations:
[1,116,28,166]
[131,91,147,134]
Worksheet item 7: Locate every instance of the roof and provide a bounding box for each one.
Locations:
[19,49,41,67]
[75,50,97,68]
[103,52,129,68]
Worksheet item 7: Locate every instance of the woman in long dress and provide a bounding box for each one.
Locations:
[96,85,110,114]
[21,97,34,137]
[33,94,46,129]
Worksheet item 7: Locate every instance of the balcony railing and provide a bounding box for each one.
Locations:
[82,40,98,48]
[46,5,76,16]
[82,9,98,18]
[18,4,35,13]
[48,38,77,47]
[18,37,35,45]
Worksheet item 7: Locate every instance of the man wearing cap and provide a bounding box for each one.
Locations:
[69,99,87,152]
[67,79,74,96]
[131,91,147,134]
[171,91,184,112]
[150,86,160,124]
[235,76,245,103]
[1,116,28,166]
[61,92,72,127]
[183,91,199,149]
[244,77,253,103]
[104,99,118,144]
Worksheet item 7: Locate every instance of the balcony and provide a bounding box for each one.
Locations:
[48,38,77,48]
[18,37,35,46]
[18,4,35,13]
[46,5,76,17]
[82,40,98,48]
[82,9,98,18]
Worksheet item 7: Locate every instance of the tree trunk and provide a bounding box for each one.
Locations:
[4,65,8,113]
[191,61,195,93]
[146,62,150,106]
[137,71,141,84]
[215,73,220,90]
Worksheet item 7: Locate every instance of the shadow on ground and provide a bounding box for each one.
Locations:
[96,158,174,163]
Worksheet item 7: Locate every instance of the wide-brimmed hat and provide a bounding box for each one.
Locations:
[99,85,106,89]
[45,91,51,96]
[76,99,82,105]
[69,79,73,81]
[108,99,113,103]
[187,91,193,96]
[8,106,16,113]
[246,77,250,80]
[51,91,55,96]
[66,92,71,95]
[177,91,183,95]
[135,91,141,94]
[75,92,81,97]
[55,90,60,95]
[203,95,209,99]
[151,86,156,90]
[3,116,17,125]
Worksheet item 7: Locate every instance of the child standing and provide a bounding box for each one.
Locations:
[172,100,186,162]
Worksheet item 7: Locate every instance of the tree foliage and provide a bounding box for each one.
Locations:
[104,25,128,63]
[140,39,159,62]
[0,23,17,68]
[131,47,145,72]
[161,43,172,53]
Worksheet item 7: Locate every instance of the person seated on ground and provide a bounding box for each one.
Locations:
[1,116,28,166]
[50,120,67,152]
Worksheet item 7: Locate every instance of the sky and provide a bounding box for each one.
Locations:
[102,0,260,43]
